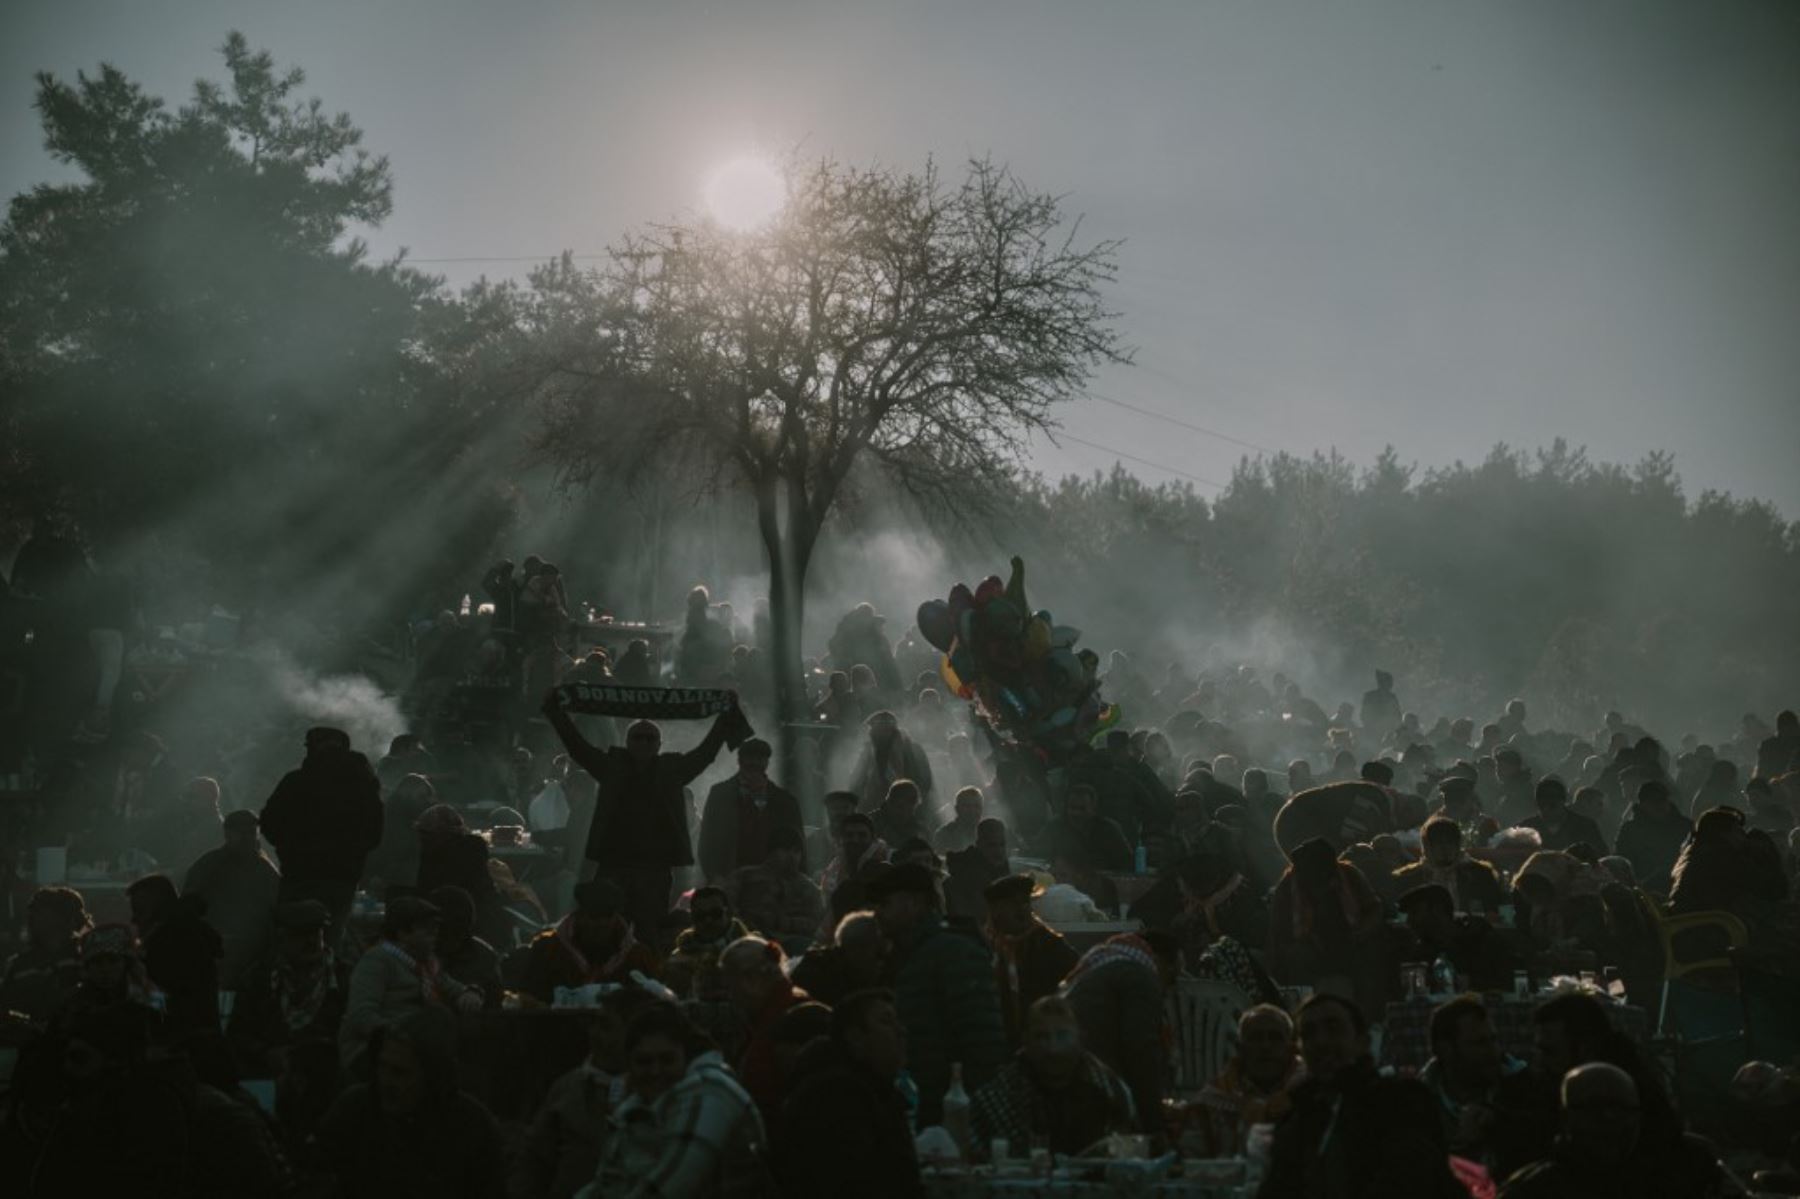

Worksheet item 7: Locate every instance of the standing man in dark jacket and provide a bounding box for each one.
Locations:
[871,862,1008,1126]
[985,873,1077,1048]
[1259,992,1463,1199]
[775,988,924,1199]
[697,738,803,883]
[259,726,384,947]
[543,692,734,950]
[182,809,281,989]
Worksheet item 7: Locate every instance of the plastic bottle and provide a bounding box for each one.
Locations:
[1133,839,1148,875]
[943,1062,972,1160]
[1431,953,1457,996]
[459,593,472,618]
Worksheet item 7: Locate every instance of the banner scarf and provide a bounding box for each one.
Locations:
[551,682,755,749]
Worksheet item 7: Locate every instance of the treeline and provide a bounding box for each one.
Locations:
[3,37,1793,737]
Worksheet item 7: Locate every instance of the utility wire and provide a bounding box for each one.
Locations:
[1086,392,1278,456]
[1052,432,1229,491]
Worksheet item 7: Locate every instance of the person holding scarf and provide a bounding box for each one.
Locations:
[543,690,740,950]
[339,896,481,1070]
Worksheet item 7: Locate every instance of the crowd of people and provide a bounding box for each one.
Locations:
[2,546,1800,1198]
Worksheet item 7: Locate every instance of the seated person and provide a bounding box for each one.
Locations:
[1520,778,1610,857]
[788,910,888,1008]
[317,1007,505,1198]
[431,885,503,1006]
[1262,993,1465,1198]
[1391,817,1507,914]
[1418,994,1527,1167]
[340,896,482,1068]
[519,881,661,1004]
[1034,784,1132,873]
[661,886,749,999]
[510,987,655,1199]
[1498,1062,1722,1198]
[0,886,91,1022]
[1181,1003,1303,1157]
[1396,883,1522,994]
[727,828,824,956]
[1267,838,1385,1010]
[227,899,349,1078]
[968,995,1136,1159]
[943,818,1012,925]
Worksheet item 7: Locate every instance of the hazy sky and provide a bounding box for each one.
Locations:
[6,0,1797,512]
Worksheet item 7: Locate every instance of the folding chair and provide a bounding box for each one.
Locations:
[1168,977,1250,1094]
[1653,908,1748,1037]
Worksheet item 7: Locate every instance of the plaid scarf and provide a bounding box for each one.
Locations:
[378,940,443,1004]
[274,951,338,1032]
[1062,933,1160,988]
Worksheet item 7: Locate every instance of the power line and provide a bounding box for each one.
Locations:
[1052,432,1229,490]
[406,253,607,264]
[1086,392,1278,456]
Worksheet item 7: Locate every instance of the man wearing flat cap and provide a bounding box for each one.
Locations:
[984,873,1077,1049]
[870,861,1007,1126]
[1395,882,1520,994]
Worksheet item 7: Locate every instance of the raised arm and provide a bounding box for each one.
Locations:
[672,707,736,787]
[543,691,613,781]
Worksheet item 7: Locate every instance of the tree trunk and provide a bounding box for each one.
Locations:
[757,482,813,801]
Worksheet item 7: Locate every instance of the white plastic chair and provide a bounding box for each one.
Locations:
[1169,977,1251,1093]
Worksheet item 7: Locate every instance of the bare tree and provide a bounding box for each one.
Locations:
[521,157,1130,738]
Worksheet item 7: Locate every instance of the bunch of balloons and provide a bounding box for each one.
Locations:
[915,556,1119,761]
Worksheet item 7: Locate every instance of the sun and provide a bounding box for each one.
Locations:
[703,156,787,232]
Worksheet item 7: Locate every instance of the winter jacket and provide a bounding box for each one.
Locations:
[890,911,1007,1126]
[183,844,281,988]
[993,920,1079,1048]
[1259,1057,1463,1199]
[698,777,804,881]
[584,1050,766,1199]
[338,940,477,1065]
[259,748,384,884]
[774,1040,923,1199]
[548,707,730,869]
[510,1062,624,1199]
[1613,802,1692,896]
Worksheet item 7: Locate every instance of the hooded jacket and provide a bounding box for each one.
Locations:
[774,1039,923,1199]
[259,747,384,883]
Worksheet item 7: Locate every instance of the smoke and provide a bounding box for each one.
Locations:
[251,645,407,759]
